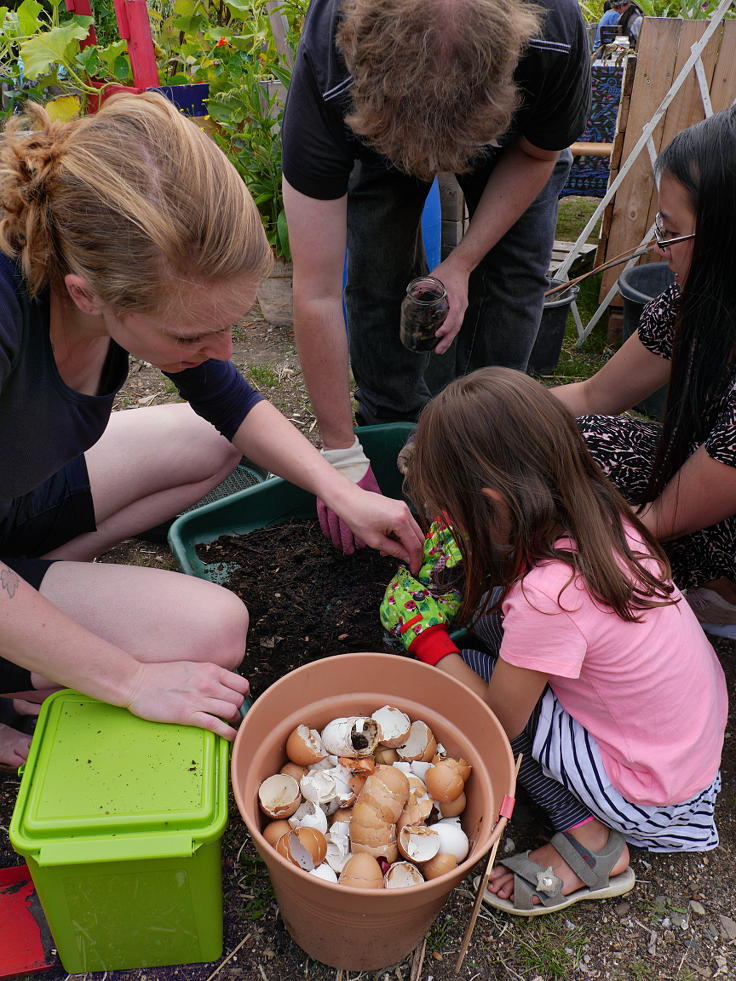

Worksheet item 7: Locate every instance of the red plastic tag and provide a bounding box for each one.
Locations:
[499,794,516,820]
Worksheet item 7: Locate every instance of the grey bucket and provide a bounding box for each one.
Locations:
[619,262,675,420]
[528,279,581,375]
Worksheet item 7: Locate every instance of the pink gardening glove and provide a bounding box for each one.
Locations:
[317,437,383,554]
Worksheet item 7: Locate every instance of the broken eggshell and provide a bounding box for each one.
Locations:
[258,773,301,819]
[439,791,467,818]
[309,862,339,883]
[425,760,465,803]
[280,761,308,782]
[321,717,380,758]
[433,817,470,862]
[384,861,425,888]
[374,746,399,765]
[338,853,384,889]
[396,721,437,763]
[285,724,327,767]
[262,819,293,847]
[421,852,459,880]
[397,824,441,863]
[276,827,327,871]
[371,705,411,748]
[300,769,336,805]
[288,800,329,835]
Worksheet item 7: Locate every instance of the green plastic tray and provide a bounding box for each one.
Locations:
[168,423,415,584]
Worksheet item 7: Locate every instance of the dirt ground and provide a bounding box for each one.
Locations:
[1,298,735,981]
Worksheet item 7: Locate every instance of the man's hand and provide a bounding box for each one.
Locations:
[428,256,471,354]
[318,436,382,554]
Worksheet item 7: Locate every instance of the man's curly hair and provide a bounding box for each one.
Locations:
[337,0,542,181]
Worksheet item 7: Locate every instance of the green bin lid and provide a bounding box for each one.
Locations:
[10,691,229,865]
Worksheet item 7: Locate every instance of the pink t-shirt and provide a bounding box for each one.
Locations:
[499,533,728,806]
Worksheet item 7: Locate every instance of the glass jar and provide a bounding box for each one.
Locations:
[399,276,449,353]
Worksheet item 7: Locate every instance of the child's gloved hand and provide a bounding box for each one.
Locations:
[380,566,462,667]
[418,518,463,587]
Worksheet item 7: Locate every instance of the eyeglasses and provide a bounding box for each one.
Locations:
[654,213,696,251]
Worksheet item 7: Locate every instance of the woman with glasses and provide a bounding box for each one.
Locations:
[552,106,736,638]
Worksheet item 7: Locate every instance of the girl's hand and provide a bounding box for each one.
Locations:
[124,660,249,741]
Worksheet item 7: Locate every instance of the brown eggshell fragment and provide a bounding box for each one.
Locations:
[338,853,384,889]
[338,756,376,775]
[275,827,327,871]
[349,765,410,863]
[258,773,301,819]
[439,791,467,818]
[421,852,459,880]
[374,746,399,764]
[330,807,353,826]
[285,724,327,766]
[280,762,308,782]
[262,819,292,848]
[425,760,465,802]
[384,861,425,888]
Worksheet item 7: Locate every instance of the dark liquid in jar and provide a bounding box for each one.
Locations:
[400,286,449,352]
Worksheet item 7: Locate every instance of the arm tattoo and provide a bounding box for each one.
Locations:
[1,566,19,599]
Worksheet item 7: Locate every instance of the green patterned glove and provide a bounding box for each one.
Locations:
[380,520,463,666]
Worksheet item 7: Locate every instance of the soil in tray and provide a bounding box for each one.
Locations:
[196,518,405,697]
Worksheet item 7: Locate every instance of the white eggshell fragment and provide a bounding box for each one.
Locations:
[285,724,327,766]
[321,717,380,757]
[396,721,437,762]
[325,765,359,808]
[288,800,329,835]
[258,773,301,819]
[300,769,336,805]
[433,817,470,862]
[392,761,412,775]
[309,862,339,882]
[371,705,412,748]
[325,829,352,873]
[410,761,433,781]
[384,861,425,888]
[398,824,441,863]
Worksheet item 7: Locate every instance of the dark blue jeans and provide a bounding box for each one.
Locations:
[344,149,573,424]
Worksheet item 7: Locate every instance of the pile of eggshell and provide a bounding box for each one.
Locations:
[257,706,472,889]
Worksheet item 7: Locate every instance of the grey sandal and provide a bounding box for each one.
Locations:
[477,829,635,917]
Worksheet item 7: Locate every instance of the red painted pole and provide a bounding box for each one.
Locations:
[62,0,97,47]
[123,1,160,88]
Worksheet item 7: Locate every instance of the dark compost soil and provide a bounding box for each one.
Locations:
[196,518,403,698]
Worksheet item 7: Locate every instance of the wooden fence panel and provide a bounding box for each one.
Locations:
[599,18,682,299]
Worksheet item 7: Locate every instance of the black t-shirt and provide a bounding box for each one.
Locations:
[0,254,262,504]
[282,0,592,200]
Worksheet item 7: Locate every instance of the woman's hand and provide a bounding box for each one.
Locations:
[124,660,249,741]
[331,482,424,574]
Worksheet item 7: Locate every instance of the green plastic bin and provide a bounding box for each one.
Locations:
[168,423,415,582]
[9,690,229,973]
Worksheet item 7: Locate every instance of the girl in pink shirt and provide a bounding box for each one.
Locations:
[401,366,727,915]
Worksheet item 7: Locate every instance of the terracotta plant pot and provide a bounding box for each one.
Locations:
[231,652,515,972]
[256,257,292,328]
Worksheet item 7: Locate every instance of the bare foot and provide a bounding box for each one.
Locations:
[12,697,42,717]
[0,723,31,768]
[488,819,630,904]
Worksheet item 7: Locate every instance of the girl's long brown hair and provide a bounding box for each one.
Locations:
[407,368,676,623]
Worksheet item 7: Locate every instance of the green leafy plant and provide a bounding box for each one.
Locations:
[0,0,133,116]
